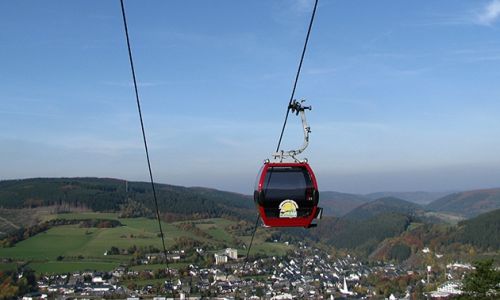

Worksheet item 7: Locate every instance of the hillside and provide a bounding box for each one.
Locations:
[1,179,498,266]
[319,191,370,217]
[343,197,425,221]
[0,178,254,221]
[307,213,413,256]
[452,208,500,250]
[310,206,500,262]
[0,212,291,274]
[366,191,451,205]
[426,188,500,218]
[369,209,500,263]
[0,208,42,238]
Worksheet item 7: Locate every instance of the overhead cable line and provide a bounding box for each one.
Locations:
[243,214,261,269]
[275,0,319,152]
[119,0,171,281]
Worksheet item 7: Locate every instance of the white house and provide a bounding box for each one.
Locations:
[430,281,463,298]
[215,253,228,265]
[225,248,238,260]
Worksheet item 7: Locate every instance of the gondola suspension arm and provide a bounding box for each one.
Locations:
[273,99,312,162]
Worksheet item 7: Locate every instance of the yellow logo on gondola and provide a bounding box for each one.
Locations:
[279,200,298,218]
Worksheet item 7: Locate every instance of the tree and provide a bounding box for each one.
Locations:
[108,246,120,255]
[255,287,264,297]
[389,243,411,262]
[460,260,500,300]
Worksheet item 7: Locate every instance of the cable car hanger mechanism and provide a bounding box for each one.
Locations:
[272,99,312,163]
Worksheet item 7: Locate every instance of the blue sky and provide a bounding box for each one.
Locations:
[2,0,500,194]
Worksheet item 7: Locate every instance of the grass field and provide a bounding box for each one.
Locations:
[29,261,117,273]
[0,226,100,260]
[193,219,235,243]
[0,212,292,274]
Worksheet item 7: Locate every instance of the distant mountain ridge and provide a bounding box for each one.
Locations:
[319,190,454,217]
[0,177,254,221]
[319,191,370,217]
[343,197,425,221]
[365,191,452,205]
[426,188,500,218]
[321,188,500,220]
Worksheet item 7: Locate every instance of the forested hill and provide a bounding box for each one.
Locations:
[310,212,413,255]
[0,178,254,220]
[426,188,500,218]
[343,197,425,221]
[365,191,451,205]
[307,208,500,261]
[453,208,500,250]
[319,191,370,217]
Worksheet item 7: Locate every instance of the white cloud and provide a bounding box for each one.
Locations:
[477,0,500,25]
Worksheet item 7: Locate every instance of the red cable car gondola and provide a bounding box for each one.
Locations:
[254,161,320,228]
[254,100,322,228]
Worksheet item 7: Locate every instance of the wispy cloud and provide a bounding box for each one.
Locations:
[414,1,500,27]
[477,0,500,25]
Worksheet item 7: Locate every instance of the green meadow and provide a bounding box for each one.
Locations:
[0,213,291,274]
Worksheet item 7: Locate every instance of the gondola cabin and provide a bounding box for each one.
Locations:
[254,161,321,228]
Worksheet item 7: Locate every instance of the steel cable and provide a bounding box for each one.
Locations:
[119,0,173,289]
[275,0,319,153]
